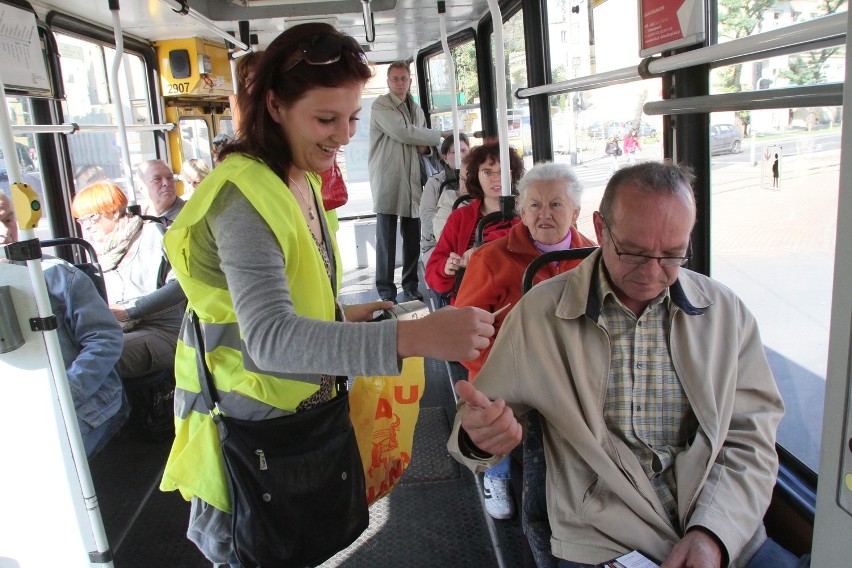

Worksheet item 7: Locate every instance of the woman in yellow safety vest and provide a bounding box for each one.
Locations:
[158,23,496,565]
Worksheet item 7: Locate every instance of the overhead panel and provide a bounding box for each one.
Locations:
[154,38,235,98]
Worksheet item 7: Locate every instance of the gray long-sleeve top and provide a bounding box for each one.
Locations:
[189,182,400,377]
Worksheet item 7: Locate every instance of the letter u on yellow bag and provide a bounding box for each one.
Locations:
[349,357,425,505]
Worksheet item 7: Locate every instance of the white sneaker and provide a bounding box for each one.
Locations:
[483,475,514,520]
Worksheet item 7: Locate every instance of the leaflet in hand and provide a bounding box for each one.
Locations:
[604,550,660,568]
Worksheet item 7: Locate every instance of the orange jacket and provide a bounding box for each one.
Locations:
[455,222,596,379]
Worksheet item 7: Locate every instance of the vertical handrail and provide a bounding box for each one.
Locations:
[108,2,136,206]
[438,1,461,169]
[485,0,511,199]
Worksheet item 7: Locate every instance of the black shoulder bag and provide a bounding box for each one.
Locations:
[191,310,368,567]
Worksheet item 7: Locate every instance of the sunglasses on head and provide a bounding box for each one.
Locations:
[282,34,368,73]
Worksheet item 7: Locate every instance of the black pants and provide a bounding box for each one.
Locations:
[375,213,420,300]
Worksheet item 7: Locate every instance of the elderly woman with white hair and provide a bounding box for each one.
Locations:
[453,160,597,534]
[455,161,596,378]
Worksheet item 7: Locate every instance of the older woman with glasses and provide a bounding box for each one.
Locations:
[71,181,186,383]
[157,23,495,565]
[424,139,524,303]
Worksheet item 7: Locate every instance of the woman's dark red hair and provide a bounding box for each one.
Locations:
[220,23,372,181]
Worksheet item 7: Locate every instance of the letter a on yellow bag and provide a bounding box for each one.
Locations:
[349,357,425,505]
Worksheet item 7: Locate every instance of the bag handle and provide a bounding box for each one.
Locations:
[189,309,221,416]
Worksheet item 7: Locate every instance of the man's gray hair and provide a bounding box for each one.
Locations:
[599,161,696,221]
[387,61,410,76]
[136,159,170,179]
[518,162,583,210]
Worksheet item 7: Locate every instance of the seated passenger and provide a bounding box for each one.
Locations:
[179,159,211,199]
[71,181,185,382]
[432,159,468,241]
[449,162,802,567]
[138,159,185,227]
[424,140,524,303]
[456,162,596,377]
[420,133,470,266]
[1,194,127,457]
[454,162,596,523]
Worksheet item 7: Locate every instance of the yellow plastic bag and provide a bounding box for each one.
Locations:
[349,357,425,505]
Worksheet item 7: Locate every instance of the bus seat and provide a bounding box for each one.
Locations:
[520,247,598,294]
[41,237,108,303]
[439,172,460,194]
[452,194,472,210]
[439,209,520,309]
[474,209,516,248]
[42,236,176,443]
[520,246,597,568]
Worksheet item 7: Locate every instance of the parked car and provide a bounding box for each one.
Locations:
[586,121,605,138]
[586,120,626,139]
[710,124,742,154]
[633,121,657,138]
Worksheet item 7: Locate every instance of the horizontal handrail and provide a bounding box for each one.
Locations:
[644,83,843,115]
[516,66,639,99]
[11,123,175,135]
[647,12,846,75]
[516,12,846,99]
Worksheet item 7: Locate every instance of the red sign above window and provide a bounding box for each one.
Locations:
[639,0,706,57]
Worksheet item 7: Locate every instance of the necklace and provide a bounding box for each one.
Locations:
[288,175,316,220]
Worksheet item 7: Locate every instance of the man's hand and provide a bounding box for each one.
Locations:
[109,304,129,322]
[455,379,522,455]
[416,145,431,155]
[661,528,724,568]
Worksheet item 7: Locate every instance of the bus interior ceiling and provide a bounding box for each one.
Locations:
[29,0,491,64]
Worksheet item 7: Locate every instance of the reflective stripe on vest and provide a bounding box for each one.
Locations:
[173,317,323,420]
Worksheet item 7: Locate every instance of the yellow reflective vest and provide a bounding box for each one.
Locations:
[159,154,341,512]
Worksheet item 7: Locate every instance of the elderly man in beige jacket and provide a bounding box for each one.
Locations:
[449,162,802,568]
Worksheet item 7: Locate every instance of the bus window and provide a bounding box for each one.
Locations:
[178,117,213,168]
[709,109,842,475]
[56,33,156,197]
[709,6,847,472]
[218,116,235,141]
[492,8,529,164]
[426,37,481,149]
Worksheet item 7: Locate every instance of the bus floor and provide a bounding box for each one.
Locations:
[87,279,527,567]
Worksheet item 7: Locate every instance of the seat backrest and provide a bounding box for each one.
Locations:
[521,247,598,294]
[438,171,460,194]
[41,237,108,303]
[452,194,472,211]
[443,210,520,306]
[474,210,518,249]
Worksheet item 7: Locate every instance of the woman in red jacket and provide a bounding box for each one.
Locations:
[424,140,524,303]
